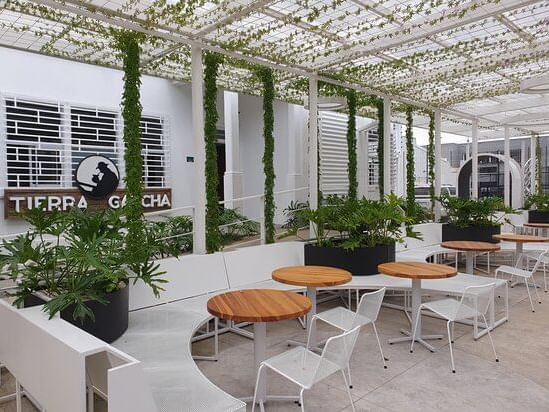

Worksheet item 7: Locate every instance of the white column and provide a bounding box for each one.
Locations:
[223,91,242,209]
[434,110,442,221]
[308,77,318,234]
[191,46,206,254]
[383,97,392,196]
[471,119,479,200]
[357,129,369,198]
[531,134,537,194]
[504,126,511,207]
[520,139,526,167]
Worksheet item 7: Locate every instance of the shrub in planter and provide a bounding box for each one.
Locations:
[0,207,168,343]
[297,194,414,276]
[439,195,514,243]
[524,193,549,223]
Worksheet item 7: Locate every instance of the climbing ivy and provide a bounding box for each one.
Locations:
[536,134,543,195]
[204,52,222,253]
[258,67,276,244]
[346,90,357,199]
[405,106,415,217]
[376,98,384,199]
[427,112,436,215]
[116,31,145,266]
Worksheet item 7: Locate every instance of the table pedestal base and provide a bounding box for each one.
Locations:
[286,286,317,349]
[388,329,443,352]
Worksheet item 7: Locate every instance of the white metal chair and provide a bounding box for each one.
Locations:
[495,250,548,312]
[410,284,499,373]
[252,326,361,412]
[309,287,387,388]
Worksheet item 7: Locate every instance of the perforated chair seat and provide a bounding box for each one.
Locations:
[262,346,339,389]
[314,306,372,331]
[495,265,532,278]
[421,298,479,322]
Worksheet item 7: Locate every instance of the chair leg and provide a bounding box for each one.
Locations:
[532,275,542,304]
[341,370,356,412]
[346,363,353,388]
[299,388,305,412]
[252,364,266,412]
[524,278,536,312]
[451,321,455,344]
[447,321,456,373]
[306,316,318,349]
[372,322,388,368]
[481,314,499,363]
[544,264,547,293]
[409,307,422,353]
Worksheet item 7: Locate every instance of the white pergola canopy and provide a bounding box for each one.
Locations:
[0,0,547,138]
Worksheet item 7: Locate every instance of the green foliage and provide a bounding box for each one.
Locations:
[439,194,515,228]
[146,215,193,257]
[346,90,357,199]
[115,31,145,268]
[525,193,549,212]
[219,208,260,245]
[295,194,412,250]
[405,106,415,218]
[257,67,276,244]
[536,134,543,196]
[376,98,384,199]
[427,112,436,215]
[0,207,168,323]
[204,52,223,253]
[282,200,310,229]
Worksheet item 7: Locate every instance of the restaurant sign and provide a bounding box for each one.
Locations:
[4,155,171,219]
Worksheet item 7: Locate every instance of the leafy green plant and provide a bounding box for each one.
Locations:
[0,207,167,323]
[204,52,223,253]
[439,194,514,228]
[257,66,276,244]
[219,208,260,245]
[282,200,310,229]
[525,193,549,212]
[115,31,146,268]
[405,106,415,218]
[346,90,357,199]
[427,112,436,215]
[296,194,413,250]
[146,215,193,257]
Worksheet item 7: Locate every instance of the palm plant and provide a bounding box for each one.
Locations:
[524,193,549,212]
[438,194,514,228]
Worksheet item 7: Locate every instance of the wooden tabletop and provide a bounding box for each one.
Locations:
[441,240,501,252]
[378,262,457,280]
[493,233,549,243]
[272,265,352,287]
[524,223,549,228]
[207,289,311,323]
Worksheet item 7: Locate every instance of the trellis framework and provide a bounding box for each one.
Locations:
[0,0,547,138]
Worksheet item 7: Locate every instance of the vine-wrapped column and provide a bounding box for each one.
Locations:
[434,110,442,221]
[258,67,275,244]
[383,97,392,196]
[346,90,357,199]
[116,31,145,265]
[376,98,384,200]
[203,53,222,253]
[471,119,479,199]
[427,112,435,215]
[405,107,415,217]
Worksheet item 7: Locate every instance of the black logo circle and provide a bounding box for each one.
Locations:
[75,155,120,200]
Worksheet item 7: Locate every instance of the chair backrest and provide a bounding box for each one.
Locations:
[534,249,549,268]
[457,283,495,319]
[313,326,361,384]
[355,287,386,326]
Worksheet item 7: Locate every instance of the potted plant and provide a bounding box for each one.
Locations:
[524,193,549,223]
[0,207,167,343]
[439,195,513,243]
[297,194,413,276]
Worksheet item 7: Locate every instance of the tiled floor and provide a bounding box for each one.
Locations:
[2,267,549,411]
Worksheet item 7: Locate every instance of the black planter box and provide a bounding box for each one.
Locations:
[304,242,395,276]
[62,285,129,343]
[442,223,500,243]
[528,210,549,224]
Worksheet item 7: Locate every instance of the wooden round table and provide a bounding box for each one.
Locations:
[378,262,457,352]
[441,241,500,274]
[272,265,352,347]
[493,233,549,263]
[524,223,549,228]
[207,289,311,406]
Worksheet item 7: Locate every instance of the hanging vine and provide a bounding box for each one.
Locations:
[258,67,276,244]
[405,106,415,218]
[346,90,357,199]
[536,134,543,195]
[427,111,436,215]
[116,31,145,266]
[204,52,222,253]
[376,98,384,199]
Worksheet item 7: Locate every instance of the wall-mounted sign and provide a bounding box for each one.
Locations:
[75,155,120,199]
[4,188,172,219]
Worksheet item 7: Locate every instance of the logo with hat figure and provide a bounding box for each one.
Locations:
[75,155,120,200]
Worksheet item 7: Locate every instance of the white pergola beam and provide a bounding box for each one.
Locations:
[467,96,549,116]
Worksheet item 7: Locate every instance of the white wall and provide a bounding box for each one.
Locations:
[0,47,308,235]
